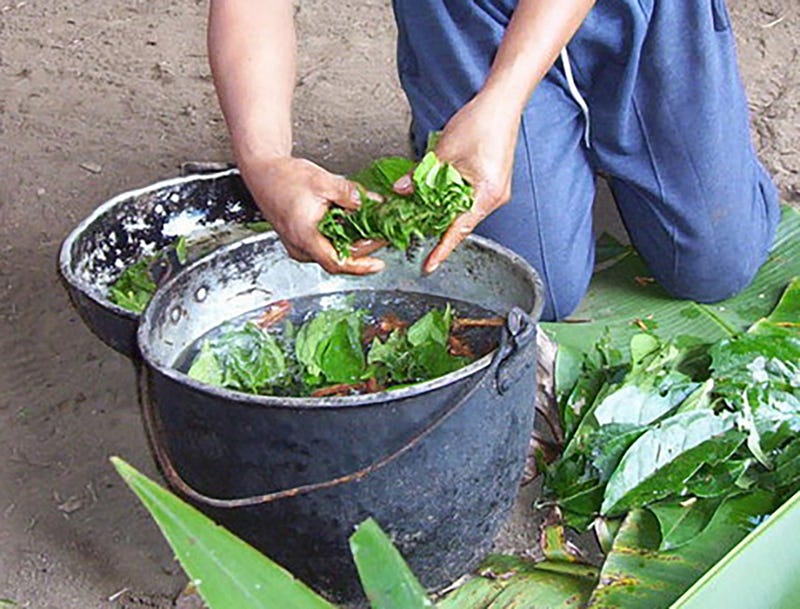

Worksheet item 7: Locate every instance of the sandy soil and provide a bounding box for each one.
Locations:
[0,1,797,607]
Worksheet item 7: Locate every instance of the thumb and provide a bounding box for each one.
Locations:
[392,172,414,195]
[319,175,362,211]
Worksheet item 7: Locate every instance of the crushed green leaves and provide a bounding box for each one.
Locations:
[187,304,475,397]
[319,152,474,259]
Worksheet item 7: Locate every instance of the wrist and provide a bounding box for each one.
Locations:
[235,136,292,175]
[471,85,526,130]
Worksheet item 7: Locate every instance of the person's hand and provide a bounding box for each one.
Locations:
[395,91,520,274]
[239,156,385,275]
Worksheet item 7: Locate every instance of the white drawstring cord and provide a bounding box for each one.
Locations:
[560,47,591,148]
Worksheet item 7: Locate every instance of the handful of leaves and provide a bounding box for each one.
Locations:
[319,151,474,259]
[187,304,478,397]
[543,278,800,547]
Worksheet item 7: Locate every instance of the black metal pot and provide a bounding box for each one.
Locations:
[58,168,263,357]
[137,232,544,604]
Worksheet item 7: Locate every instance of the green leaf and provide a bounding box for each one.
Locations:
[649,496,723,550]
[206,323,287,393]
[111,457,335,609]
[554,344,584,401]
[108,236,193,313]
[751,276,800,328]
[295,307,365,384]
[671,487,800,609]
[435,577,504,609]
[187,340,224,387]
[685,459,753,498]
[601,411,743,515]
[244,221,274,233]
[594,232,630,266]
[316,318,367,384]
[175,235,188,264]
[587,490,775,609]
[407,306,450,347]
[540,525,585,563]
[367,307,466,385]
[351,157,415,193]
[349,518,433,609]
[755,435,800,497]
[108,257,157,313]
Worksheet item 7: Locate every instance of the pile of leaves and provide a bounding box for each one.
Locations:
[319,151,473,259]
[542,277,800,543]
[186,303,484,397]
[108,236,188,313]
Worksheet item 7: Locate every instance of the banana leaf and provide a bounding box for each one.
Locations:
[671,486,800,609]
[437,555,597,609]
[111,458,335,609]
[586,490,776,608]
[542,206,800,355]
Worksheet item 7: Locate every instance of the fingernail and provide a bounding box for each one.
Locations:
[426,261,439,274]
[350,189,362,206]
[394,175,412,190]
[366,190,383,202]
[369,260,386,272]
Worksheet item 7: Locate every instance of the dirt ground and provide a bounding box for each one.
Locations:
[0,1,797,607]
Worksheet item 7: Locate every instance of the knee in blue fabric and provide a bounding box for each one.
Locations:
[659,251,762,304]
[652,185,779,304]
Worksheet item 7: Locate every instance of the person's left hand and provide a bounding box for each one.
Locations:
[394,89,521,273]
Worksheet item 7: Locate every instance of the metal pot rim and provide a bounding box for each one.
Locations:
[136,232,545,410]
[58,168,240,320]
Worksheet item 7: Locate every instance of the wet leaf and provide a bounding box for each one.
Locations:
[295,307,365,384]
[187,340,223,386]
[204,323,288,393]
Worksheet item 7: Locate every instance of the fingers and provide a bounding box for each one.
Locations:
[423,209,483,274]
[319,175,384,211]
[393,172,414,195]
[317,176,362,211]
[349,239,389,259]
[305,233,386,276]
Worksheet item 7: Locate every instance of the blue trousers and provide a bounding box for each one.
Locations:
[392,0,780,321]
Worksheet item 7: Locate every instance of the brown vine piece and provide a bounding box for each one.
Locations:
[362,312,408,344]
[311,377,384,398]
[451,316,505,332]
[448,334,474,359]
[255,300,292,329]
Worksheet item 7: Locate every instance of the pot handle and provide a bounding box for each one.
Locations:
[495,307,536,395]
[139,309,536,509]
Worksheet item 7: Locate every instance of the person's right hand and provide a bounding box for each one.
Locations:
[239,156,385,275]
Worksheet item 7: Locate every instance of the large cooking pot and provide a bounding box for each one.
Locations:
[137,231,544,604]
[58,168,263,357]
